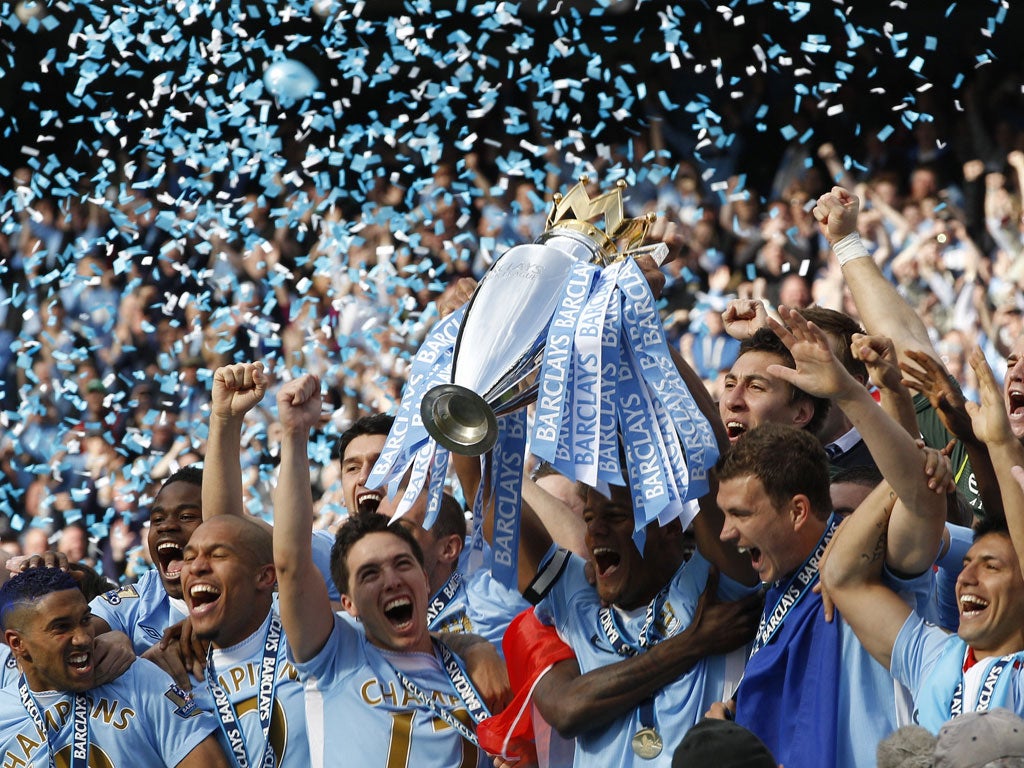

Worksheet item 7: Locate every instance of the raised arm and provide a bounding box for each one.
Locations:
[851,334,919,437]
[967,349,1024,569]
[272,374,334,663]
[814,186,939,363]
[820,482,913,670]
[768,307,949,574]
[203,362,267,520]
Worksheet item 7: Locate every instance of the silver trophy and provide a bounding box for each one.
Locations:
[421,178,658,456]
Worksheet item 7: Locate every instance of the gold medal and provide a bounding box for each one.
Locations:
[631,727,663,759]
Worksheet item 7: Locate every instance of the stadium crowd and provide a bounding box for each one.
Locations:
[3,22,1024,764]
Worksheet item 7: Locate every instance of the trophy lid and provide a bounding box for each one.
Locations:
[542,176,656,266]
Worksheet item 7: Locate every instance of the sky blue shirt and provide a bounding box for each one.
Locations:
[0,658,218,767]
[430,564,530,652]
[191,611,310,768]
[535,551,751,767]
[293,614,490,768]
[892,612,1024,731]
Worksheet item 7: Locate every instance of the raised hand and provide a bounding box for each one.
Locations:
[436,277,477,319]
[813,186,860,245]
[966,348,1015,447]
[900,350,974,441]
[851,334,903,393]
[722,298,769,341]
[766,306,858,399]
[211,362,267,420]
[277,373,322,435]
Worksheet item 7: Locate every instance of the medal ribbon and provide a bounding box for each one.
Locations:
[426,570,464,628]
[950,651,1019,717]
[18,676,90,768]
[752,515,840,656]
[387,640,492,747]
[206,612,282,768]
[596,580,673,658]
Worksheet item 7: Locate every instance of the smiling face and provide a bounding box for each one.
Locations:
[341,531,432,654]
[719,351,813,443]
[956,532,1024,658]
[583,485,683,611]
[181,518,275,649]
[717,474,813,584]
[147,480,204,599]
[1004,337,1024,441]
[341,434,387,514]
[6,589,96,693]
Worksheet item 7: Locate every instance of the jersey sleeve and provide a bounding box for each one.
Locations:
[533,553,590,631]
[290,612,362,688]
[89,584,145,640]
[128,658,222,768]
[890,611,952,697]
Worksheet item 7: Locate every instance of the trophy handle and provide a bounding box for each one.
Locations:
[421,384,499,456]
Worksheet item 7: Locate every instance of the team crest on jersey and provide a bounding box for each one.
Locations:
[100,585,140,606]
[437,612,473,635]
[660,603,680,636]
[164,684,200,719]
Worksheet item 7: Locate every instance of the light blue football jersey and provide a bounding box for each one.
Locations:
[428,567,530,651]
[534,551,752,768]
[191,611,309,768]
[89,570,186,654]
[0,658,218,767]
[294,614,489,768]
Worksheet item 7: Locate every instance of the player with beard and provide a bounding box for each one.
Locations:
[274,373,493,767]
[182,515,311,768]
[708,305,953,768]
[0,567,229,767]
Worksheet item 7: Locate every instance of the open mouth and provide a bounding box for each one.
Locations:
[960,594,989,618]
[738,545,763,571]
[357,492,382,515]
[156,542,185,580]
[383,597,414,629]
[189,583,222,616]
[726,421,747,441]
[592,547,621,577]
[1008,390,1024,419]
[67,651,92,672]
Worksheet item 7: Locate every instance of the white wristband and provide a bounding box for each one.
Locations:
[831,232,870,266]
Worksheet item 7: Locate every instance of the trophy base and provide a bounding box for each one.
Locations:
[421,384,499,456]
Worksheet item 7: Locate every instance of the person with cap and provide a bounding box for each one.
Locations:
[672,718,778,768]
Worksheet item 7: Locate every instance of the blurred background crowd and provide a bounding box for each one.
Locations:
[0,0,1021,584]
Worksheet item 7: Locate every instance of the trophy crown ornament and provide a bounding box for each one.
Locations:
[544,177,657,264]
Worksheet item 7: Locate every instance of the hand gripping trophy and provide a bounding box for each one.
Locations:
[366,177,719,586]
